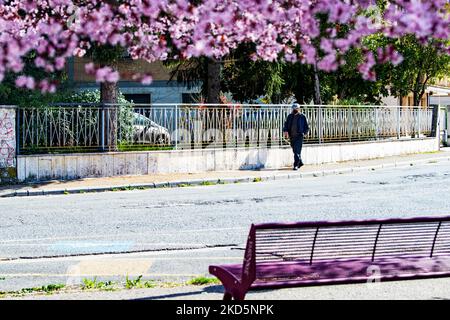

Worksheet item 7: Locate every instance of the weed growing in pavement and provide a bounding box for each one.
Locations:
[186,277,221,285]
[125,275,156,289]
[82,277,115,290]
[178,183,190,187]
[20,284,65,294]
[200,181,216,186]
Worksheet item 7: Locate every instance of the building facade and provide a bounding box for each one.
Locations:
[67,57,201,104]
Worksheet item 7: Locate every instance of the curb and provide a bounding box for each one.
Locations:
[2,155,450,198]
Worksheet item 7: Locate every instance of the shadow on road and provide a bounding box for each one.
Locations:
[135,285,224,300]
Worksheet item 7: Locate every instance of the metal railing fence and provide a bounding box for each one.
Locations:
[16,104,435,154]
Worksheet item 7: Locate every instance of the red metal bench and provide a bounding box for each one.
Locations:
[209,216,450,300]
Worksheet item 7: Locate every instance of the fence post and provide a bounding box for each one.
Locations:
[175,104,178,150]
[280,106,284,146]
[100,103,105,151]
[15,107,20,156]
[430,105,439,139]
[233,105,237,148]
[318,105,323,144]
[374,107,379,140]
[348,107,352,142]
[417,108,422,138]
[397,107,401,139]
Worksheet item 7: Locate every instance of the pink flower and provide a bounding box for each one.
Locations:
[0,0,448,90]
[15,75,35,89]
[141,75,153,85]
[85,62,95,75]
[95,66,120,83]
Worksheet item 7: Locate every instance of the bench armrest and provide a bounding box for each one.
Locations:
[209,265,242,291]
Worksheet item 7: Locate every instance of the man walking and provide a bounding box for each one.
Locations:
[283,103,309,170]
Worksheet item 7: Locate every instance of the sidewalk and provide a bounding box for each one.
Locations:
[5,276,450,300]
[2,149,450,198]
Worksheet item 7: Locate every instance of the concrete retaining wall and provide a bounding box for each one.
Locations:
[0,106,16,183]
[16,137,439,182]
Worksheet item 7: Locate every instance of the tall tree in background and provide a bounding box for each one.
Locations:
[206,59,221,103]
[221,44,286,103]
[89,45,124,150]
[363,33,450,106]
[389,37,450,106]
[165,57,222,104]
[90,45,124,104]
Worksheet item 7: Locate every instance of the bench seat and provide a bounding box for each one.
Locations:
[209,216,450,300]
[210,255,450,293]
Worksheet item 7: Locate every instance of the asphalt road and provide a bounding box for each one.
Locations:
[1,160,450,297]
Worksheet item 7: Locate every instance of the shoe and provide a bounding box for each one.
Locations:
[298,162,304,168]
[293,166,299,171]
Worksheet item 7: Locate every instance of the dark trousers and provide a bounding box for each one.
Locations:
[290,135,304,167]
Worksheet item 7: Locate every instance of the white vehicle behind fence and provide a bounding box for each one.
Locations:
[133,113,170,145]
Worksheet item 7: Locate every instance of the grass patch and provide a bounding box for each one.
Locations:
[20,284,65,294]
[178,183,190,187]
[117,144,174,152]
[200,181,216,186]
[186,277,221,286]
[125,275,156,289]
[82,277,115,290]
[0,276,223,298]
[107,186,151,192]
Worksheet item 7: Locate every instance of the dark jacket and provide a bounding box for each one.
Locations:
[283,112,309,138]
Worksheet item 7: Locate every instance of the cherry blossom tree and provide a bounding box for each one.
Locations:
[0,0,448,98]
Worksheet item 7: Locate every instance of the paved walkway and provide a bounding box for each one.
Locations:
[4,276,450,300]
[2,149,450,197]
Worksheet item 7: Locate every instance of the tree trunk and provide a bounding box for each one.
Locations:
[413,91,419,107]
[206,59,221,104]
[431,105,440,138]
[101,79,119,151]
[313,63,322,105]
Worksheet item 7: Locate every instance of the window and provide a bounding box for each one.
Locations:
[182,92,201,104]
[123,94,151,104]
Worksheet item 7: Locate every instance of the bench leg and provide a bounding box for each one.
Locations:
[233,291,247,300]
[223,292,232,300]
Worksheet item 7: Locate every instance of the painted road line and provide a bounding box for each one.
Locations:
[0,256,243,265]
[0,273,206,277]
[0,227,246,243]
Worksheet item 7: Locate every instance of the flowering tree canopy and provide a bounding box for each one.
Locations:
[0,0,449,93]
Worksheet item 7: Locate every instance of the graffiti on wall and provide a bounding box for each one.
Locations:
[0,108,16,168]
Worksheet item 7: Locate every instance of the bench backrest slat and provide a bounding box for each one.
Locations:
[243,216,450,282]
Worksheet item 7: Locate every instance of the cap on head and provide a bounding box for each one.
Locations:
[292,103,300,110]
